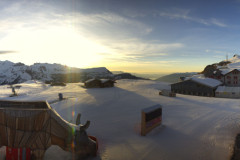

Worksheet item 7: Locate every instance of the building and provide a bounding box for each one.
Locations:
[50,82,66,86]
[84,79,102,88]
[84,79,115,88]
[221,69,240,86]
[100,79,116,88]
[171,76,222,97]
[206,69,240,87]
[215,86,240,98]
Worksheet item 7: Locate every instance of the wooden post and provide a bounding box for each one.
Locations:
[141,111,147,136]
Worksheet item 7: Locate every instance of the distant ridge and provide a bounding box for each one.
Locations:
[114,73,148,80]
[155,72,198,83]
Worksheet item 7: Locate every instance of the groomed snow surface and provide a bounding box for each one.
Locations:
[0,79,239,160]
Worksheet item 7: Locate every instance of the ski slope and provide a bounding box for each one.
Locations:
[0,79,239,160]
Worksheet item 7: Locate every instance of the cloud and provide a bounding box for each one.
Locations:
[61,11,183,63]
[157,9,227,27]
[104,39,183,53]
[212,55,225,59]
[73,12,153,39]
[0,1,67,35]
[95,38,184,63]
[0,1,185,69]
[205,49,227,54]
[209,18,227,27]
[0,51,16,54]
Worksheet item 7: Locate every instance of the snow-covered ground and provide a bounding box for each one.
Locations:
[0,79,239,160]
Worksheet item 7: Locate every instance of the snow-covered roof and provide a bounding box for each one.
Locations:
[218,55,240,75]
[219,69,232,75]
[85,79,114,84]
[100,79,115,83]
[85,79,98,83]
[216,86,240,93]
[186,74,222,88]
[219,68,240,75]
[100,79,110,83]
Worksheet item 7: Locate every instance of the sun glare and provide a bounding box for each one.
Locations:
[0,26,109,68]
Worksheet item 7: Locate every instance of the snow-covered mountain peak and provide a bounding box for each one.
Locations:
[0,61,113,84]
[226,54,240,69]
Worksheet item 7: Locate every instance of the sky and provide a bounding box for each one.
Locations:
[0,0,240,73]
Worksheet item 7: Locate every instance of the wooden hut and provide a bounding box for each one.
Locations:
[50,82,66,86]
[171,76,222,97]
[100,79,115,88]
[84,79,102,88]
[84,79,115,88]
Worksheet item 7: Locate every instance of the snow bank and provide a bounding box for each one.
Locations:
[0,80,239,160]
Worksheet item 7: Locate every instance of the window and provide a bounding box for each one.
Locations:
[227,76,231,79]
[232,71,237,74]
[234,76,238,79]
[228,81,231,84]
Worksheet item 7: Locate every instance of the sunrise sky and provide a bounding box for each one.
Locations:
[0,0,239,73]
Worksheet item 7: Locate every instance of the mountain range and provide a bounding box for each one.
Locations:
[0,61,114,84]
[6,55,239,85]
[0,61,147,85]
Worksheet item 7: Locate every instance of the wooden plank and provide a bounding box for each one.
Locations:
[24,118,32,131]
[17,117,26,130]
[7,127,14,147]
[31,141,38,149]
[24,114,35,131]
[0,111,6,125]
[13,130,24,148]
[34,111,49,131]
[0,100,49,109]
[46,134,51,147]
[35,134,45,149]
[51,135,65,148]
[10,128,16,147]
[50,119,66,138]
[19,132,32,147]
[39,132,50,149]
[42,111,50,130]
[0,125,7,145]
[6,115,16,129]
[28,132,44,149]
